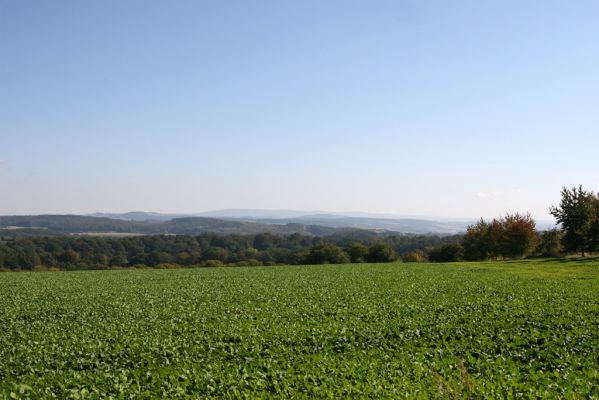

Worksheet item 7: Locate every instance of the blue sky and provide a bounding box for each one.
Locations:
[1,1,598,219]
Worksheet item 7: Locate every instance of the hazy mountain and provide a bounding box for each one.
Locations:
[195,209,319,219]
[10,210,555,236]
[192,210,473,234]
[90,212,187,222]
[253,216,470,235]
[196,210,555,233]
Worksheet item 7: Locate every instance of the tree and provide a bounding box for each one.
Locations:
[348,243,369,263]
[366,243,397,263]
[202,246,230,262]
[536,229,563,257]
[58,250,80,265]
[305,243,350,264]
[402,250,426,262]
[463,214,537,260]
[427,243,464,262]
[462,219,491,261]
[500,213,537,259]
[550,185,599,256]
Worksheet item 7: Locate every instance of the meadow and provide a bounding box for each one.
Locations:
[0,260,597,398]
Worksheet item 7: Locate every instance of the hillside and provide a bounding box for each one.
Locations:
[0,215,341,237]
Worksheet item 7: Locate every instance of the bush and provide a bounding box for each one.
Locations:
[366,243,398,263]
[200,260,225,268]
[305,243,350,264]
[235,259,262,267]
[402,251,427,263]
[154,263,181,269]
[348,243,369,263]
[428,244,464,262]
[536,229,564,257]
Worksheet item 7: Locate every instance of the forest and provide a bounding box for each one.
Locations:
[0,232,459,271]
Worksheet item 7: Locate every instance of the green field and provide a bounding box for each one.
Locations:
[1,261,597,399]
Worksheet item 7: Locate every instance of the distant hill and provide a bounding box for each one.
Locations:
[196,209,316,219]
[90,212,187,222]
[83,210,473,234]
[0,215,341,237]
[254,215,471,235]
[199,210,556,233]
[3,211,554,237]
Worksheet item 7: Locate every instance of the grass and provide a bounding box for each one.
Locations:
[0,260,597,398]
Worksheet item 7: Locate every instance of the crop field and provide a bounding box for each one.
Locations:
[0,261,597,399]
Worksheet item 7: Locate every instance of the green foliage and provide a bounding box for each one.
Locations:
[305,242,350,264]
[500,213,537,259]
[462,219,491,261]
[550,185,599,256]
[0,233,461,271]
[199,259,225,268]
[366,243,397,263]
[0,215,340,237]
[202,246,230,262]
[402,250,427,262]
[463,214,537,260]
[536,229,564,257]
[0,261,597,397]
[347,242,369,263]
[58,249,80,265]
[427,243,464,262]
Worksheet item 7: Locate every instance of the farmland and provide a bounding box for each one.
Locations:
[0,260,597,398]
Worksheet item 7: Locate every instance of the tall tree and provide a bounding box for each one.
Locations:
[550,185,599,256]
[462,219,490,261]
[500,213,537,259]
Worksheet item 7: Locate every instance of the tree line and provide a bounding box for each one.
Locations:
[0,232,459,271]
[1,186,596,270]
[429,185,599,261]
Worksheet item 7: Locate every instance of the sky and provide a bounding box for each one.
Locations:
[1,1,598,220]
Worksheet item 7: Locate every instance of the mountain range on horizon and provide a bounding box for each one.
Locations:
[0,210,556,237]
[88,209,556,233]
[90,209,486,222]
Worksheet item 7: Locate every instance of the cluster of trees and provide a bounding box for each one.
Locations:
[0,232,459,271]
[427,185,599,261]
[461,213,537,260]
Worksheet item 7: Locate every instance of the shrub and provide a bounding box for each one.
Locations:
[428,244,464,262]
[536,229,563,257]
[366,243,398,263]
[235,259,262,267]
[154,263,181,269]
[200,260,225,268]
[348,243,369,263]
[305,243,350,264]
[402,251,427,263]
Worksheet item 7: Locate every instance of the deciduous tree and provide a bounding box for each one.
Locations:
[550,185,599,256]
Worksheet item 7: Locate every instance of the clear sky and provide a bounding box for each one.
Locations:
[1,1,598,220]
